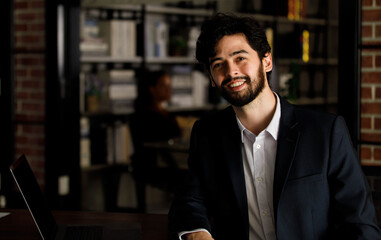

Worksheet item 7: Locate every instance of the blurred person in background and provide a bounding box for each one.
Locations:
[130,70,182,212]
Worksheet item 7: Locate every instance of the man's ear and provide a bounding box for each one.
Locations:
[262,53,273,73]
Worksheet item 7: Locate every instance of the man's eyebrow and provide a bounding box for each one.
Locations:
[209,49,249,65]
[230,49,249,56]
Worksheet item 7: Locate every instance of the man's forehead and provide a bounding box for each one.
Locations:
[209,49,250,64]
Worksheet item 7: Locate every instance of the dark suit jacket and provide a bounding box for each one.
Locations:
[168,97,381,240]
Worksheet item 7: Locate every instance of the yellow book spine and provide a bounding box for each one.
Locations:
[302,30,309,62]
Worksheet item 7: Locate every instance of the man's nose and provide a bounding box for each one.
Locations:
[225,62,239,78]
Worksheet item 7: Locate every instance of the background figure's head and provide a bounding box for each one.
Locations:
[196,13,272,81]
[148,70,171,104]
[134,70,171,111]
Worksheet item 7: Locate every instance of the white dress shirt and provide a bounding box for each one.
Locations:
[236,94,280,240]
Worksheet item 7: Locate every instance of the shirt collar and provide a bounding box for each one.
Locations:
[236,93,281,142]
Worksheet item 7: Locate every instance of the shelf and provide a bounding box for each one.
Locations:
[276,58,338,66]
[167,103,230,113]
[145,56,197,64]
[237,13,327,26]
[81,110,134,118]
[276,16,326,26]
[145,4,213,16]
[80,4,213,17]
[81,4,142,12]
[81,56,143,63]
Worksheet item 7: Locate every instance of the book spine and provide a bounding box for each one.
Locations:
[155,21,168,57]
[288,0,295,20]
[302,29,310,62]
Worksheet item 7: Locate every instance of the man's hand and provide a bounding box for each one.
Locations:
[185,231,214,240]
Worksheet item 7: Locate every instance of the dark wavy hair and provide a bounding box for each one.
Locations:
[196,13,272,80]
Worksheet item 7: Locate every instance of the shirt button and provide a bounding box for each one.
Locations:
[262,210,268,216]
[256,144,261,149]
[257,177,263,182]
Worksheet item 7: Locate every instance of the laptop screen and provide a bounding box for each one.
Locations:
[10,154,57,240]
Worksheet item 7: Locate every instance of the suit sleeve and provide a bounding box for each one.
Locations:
[168,120,212,240]
[328,116,381,239]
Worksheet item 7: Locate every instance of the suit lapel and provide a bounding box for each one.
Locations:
[273,98,300,219]
[220,107,249,233]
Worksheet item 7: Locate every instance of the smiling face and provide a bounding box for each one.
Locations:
[209,33,272,107]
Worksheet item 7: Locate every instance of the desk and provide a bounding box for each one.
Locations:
[0,209,168,240]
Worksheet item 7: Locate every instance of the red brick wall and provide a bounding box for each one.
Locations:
[13,0,46,187]
[361,0,381,166]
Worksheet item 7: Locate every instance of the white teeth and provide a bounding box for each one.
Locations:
[229,81,244,88]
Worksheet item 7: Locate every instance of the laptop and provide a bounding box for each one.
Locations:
[9,154,141,240]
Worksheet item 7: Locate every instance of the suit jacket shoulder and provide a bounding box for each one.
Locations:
[274,97,381,239]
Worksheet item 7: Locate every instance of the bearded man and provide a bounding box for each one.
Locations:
[168,13,381,240]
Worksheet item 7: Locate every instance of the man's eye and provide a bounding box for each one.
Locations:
[237,57,245,61]
[212,63,221,69]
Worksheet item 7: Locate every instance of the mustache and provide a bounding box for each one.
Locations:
[222,76,250,87]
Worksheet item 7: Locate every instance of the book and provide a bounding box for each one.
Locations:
[108,84,137,100]
[80,10,109,56]
[144,14,168,58]
[122,20,137,58]
[80,39,108,56]
[187,26,200,57]
[155,21,169,57]
[80,138,91,168]
[98,20,120,57]
[109,99,135,114]
[288,0,307,20]
[170,65,192,107]
[105,121,134,165]
[97,69,137,113]
[301,29,310,62]
[113,122,134,165]
[191,70,209,107]
[107,122,134,165]
[98,69,136,83]
[288,0,295,20]
[98,20,137,58]
[171,93,194,107]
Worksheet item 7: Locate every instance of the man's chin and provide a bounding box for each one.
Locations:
[223,95,253,107]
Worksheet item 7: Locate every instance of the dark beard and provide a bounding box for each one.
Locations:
[219,68,266,107]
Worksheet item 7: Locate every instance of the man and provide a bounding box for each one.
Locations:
[168,13,381,240]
